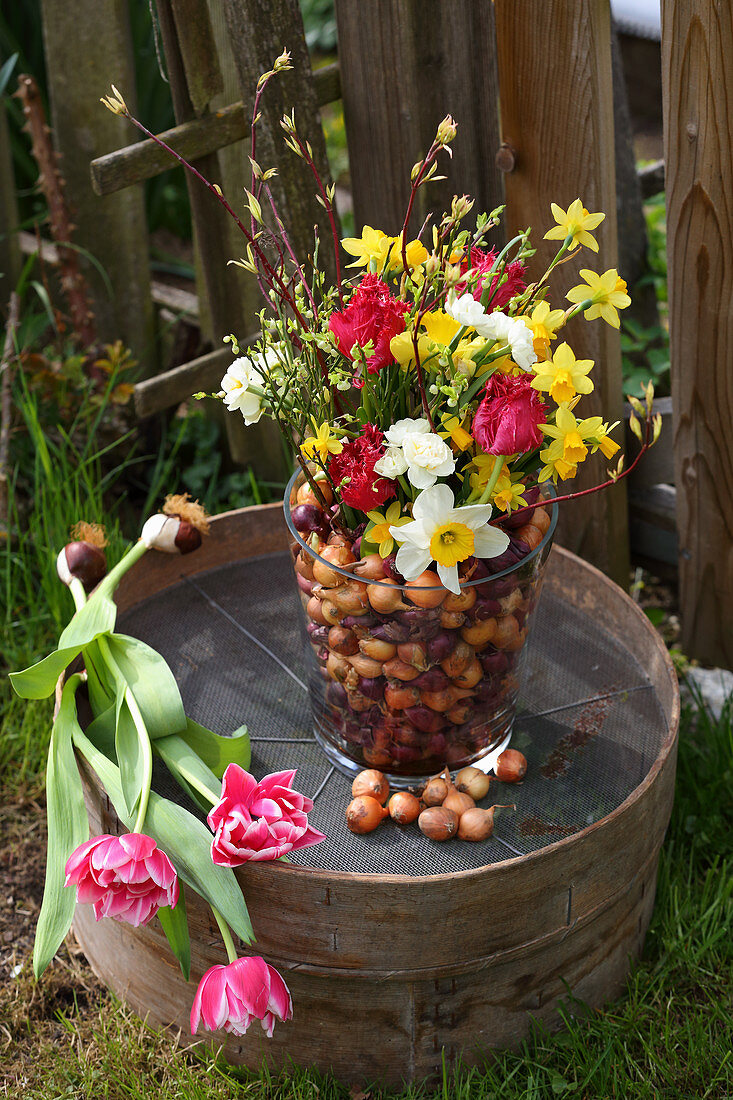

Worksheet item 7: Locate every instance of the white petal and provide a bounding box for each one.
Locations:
[436,561,461,595]
[473,526,511,560]
[412,483,455,525]
[407,465,437,489]
[395,543,431,580]
[389,518,430,549]
[450,503,494,530]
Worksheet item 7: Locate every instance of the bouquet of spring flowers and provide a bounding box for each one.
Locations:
[101,53,660,780]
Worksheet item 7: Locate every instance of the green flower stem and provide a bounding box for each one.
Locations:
[476,455,505,505]
[94,539,148,603]
[68,577,87,612]
[564,297,593,323]
[398,474,414,501]
[211,906,239,964]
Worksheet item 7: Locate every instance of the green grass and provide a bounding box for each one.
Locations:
[2,695,731,1098]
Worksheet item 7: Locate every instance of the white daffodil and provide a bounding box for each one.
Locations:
[389,483,510,594]
[402,431,455,488]
[383,417,431,447]
[221,349,278,425]
[374,445,408,479]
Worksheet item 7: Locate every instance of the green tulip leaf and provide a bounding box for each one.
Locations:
[115,692,144,818]
[154,734,221,814]
[72,724,254,946]
[33,674,90,979]
[157,892,190,981]
[178,718,251,779]
[104,634,187,739]
[10,595,117,700]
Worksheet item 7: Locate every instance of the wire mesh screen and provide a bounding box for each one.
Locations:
[121,551,668,877]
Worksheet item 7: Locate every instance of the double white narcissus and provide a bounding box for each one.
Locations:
[375,417,456,489]
[389,483,510,594]
[220,348,279,426]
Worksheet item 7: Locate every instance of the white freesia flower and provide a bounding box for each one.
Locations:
[479,312,537,371]
[374,445,408,479]
[383,417,431,447]
[402,431,455,489]
[389,483,510,594]
[445,291,491,332]
[221,349,278,425]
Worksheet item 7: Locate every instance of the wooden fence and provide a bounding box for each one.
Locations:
[3,0,730,666]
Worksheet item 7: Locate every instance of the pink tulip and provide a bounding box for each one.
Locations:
[208,765,326,865]
[64,832,179,927]
[190,955,293,1038]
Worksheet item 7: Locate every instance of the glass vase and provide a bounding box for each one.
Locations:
[284,471,557,784]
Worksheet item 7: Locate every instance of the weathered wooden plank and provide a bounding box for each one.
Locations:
[335,0,503,247]
[639,159,665,200]
[170,0,223,114]
[90,65,341,197]
[661,0,733,665]
[133,337,263,419]
[0,98,22,301]
[40,0,155,373]
[221,0,340,284]
[494,0,629,588]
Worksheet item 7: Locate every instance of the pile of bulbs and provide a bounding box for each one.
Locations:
[344,748,527,843]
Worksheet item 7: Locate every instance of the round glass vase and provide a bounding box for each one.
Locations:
[284,471,557,785]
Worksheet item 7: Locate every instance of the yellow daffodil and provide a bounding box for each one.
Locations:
[538,405,620,481]
[300,421,343,463]
[421,309,462,347]
[389,328,434,370]
[531,342,594,405]
[526,300,566,360]
[366,501,411,557]
[341,225,394,268]
[491,469,528,513]
[388,235,429,272]
[566,269,632,328]
[544,198,605,252]
[438,414,474,452]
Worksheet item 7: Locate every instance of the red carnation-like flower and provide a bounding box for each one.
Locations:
[457,247,526,310]
[472,372,546,456]
[328,274,408,374]
[328,423,396,511]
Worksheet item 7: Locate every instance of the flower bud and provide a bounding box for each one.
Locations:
[436,114,457,145]
[56,541,107,591]
[140,514,202,555]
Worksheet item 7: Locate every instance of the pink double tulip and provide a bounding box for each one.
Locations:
[208,765,326,865]
[190,955,292,1037]
[64,832,179,927]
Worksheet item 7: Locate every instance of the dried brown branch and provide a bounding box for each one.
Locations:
[14,74,97,350]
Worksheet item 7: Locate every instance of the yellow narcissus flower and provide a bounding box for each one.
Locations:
[538,405,620,482]
[366,501,411,557]
[526,301,566,360]
[491,469,528,514]
[341,225,393,268]
[300,421,343,463]
[544,198,605,252]
[566,269,632,328]
[421,309,462,347]
[531,342,594,405]
[388,235,430,272]
[389,328,434,370]
[438,413,474,452]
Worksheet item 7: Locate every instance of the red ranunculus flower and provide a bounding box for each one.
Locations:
[328,274,408,374]
[472,372,546,456]
[328,423,396,511]
[457,247,526,309]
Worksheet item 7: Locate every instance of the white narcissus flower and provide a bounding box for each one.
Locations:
[389,483,510,594]
[373,445,408,479]
[383,417,431,447]
[221,349,278,425]
[445,295,537,372]
[401,432,455,489]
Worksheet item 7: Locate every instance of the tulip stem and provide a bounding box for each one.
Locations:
[211,906,239,964]
[476,455,505,505]
[68,577,87,612]
[94,539,148,603]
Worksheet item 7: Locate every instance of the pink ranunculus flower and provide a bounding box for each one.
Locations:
[64,832,179,927]
[208,765,326,865]
[190,956,293,1038]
